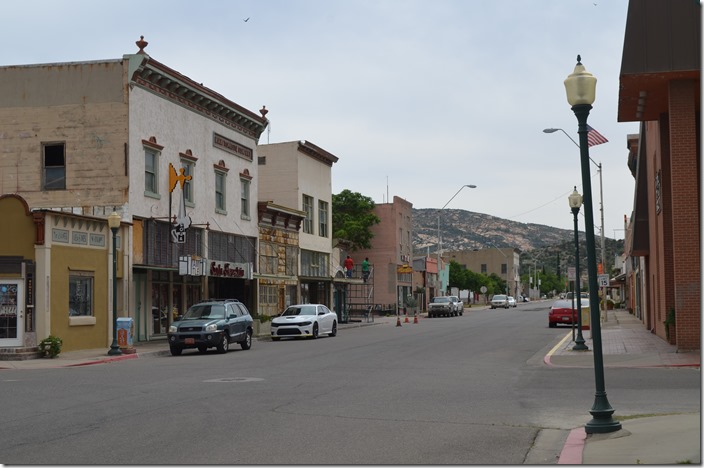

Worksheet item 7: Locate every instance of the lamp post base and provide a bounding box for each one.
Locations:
[108,342,122,356]
[585,415,622,434]
[572,340,589,351]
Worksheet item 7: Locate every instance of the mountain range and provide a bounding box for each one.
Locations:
[412,208,625,276]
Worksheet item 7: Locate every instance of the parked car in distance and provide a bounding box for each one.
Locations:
[548,298,578,328]
[167,299,253,355]
[490,294,509,309]
[449,295,464,315]
[428,296,459,317]
[507,296,517,308]
[271,304,337,340]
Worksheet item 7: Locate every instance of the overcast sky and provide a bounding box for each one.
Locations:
[3,0,639,240]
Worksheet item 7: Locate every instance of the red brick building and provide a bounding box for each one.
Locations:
[620,0,700,350]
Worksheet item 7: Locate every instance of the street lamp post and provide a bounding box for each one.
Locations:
[564,55,620,433]
[107,211,122,356]
[437,184,476,295]
[542,127,607,322]
[568,187,588,351]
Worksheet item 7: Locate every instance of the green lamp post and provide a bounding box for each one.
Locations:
[107,211,122,356]
[568,187,588,351]
[564,55,620,434]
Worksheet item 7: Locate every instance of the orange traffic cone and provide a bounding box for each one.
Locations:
[404,312,409,323]
[396,315,402,327]
[413,312,418,324]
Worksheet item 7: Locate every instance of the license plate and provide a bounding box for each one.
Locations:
[562,317,570,321]
[185,338,195,345]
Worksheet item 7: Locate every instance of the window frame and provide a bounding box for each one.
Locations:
[241,177,251,219]
[318,200,328,238]
[181,159,195,206]
[302,195,314,234]
[215,169,227,214]
[69,271,94,317]
[42,142,66,191]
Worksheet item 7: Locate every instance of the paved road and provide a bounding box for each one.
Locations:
[0,302,698,464]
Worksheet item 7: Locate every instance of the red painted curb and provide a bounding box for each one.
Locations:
[66,353,139,367]
[558,427,586,464]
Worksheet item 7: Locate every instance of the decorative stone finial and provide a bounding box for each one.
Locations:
[136,36,148,54]
[260,105,268,118]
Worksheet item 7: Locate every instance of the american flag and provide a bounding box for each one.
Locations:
[587,125,609,147]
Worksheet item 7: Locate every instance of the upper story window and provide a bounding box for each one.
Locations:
[241,179,250,219]
[318,200,328,238]
[302,194,314,234]
[179,151,197,206]
[43,142,66,190]
[215,171,226,213]
[143,138,163,198]
[501,263,507,274]
[481,264,487,274]
[214,160,228,215]
[240,169,252,220]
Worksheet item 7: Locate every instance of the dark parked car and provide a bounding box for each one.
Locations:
[167,299,253,355]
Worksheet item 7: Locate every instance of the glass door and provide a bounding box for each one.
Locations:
[0,280,23,347]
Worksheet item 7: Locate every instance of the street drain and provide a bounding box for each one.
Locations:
[204,377,263,383]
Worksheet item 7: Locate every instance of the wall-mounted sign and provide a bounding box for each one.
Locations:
[209,261,252,279]
[179,256,207,276]
[397,265,413,274]
[213,133,253,161]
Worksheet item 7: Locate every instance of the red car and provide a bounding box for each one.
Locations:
[548,298,578,328]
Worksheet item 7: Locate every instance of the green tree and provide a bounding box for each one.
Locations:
[332,190,381,250]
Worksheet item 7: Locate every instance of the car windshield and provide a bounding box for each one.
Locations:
[282,305,317,316]
[183,304,225,320]
[492,295,507,301]
[432,297,450,303]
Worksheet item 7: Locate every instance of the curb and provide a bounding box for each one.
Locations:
[558,428,586,464]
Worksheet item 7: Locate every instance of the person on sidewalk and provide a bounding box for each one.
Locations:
[362,257,370,282]
[344,255,354,278]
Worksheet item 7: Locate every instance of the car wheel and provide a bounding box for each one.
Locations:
[329,321,337,337]
[170,346,182,356]
[549,322,557,328]
[216,332,229,353]
[311,323,319,339]
[240,329,252,350]
[459,310,463,316]
[197,345,207,353]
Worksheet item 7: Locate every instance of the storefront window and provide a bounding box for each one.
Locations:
[69,273,93,316]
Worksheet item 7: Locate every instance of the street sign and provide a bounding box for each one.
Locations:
[598,274,609,287]
[171,224,186,244]
[568,267,576,281]
[480,286,487,294]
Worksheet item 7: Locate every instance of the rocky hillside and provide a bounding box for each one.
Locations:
[412,208,625,275]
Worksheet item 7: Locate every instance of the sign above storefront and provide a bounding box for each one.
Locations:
[209,261,252,279]
[179,256,207,276]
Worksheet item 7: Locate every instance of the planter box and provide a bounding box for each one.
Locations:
[253,320,271,337]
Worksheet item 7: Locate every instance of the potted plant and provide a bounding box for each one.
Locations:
[38,335,63,358]
[253,313,271,337]
[663,308,676,344]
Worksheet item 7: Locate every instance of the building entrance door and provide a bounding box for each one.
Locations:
[0,280,23,347]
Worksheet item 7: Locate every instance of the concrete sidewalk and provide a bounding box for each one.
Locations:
[550,309,701,465]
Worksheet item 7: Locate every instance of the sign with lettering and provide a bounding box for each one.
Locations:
[213,133,253,161]
[209,261,251,279]
[52,229,69,243]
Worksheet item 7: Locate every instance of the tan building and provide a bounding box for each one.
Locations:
[0,37,268,352]
[354,196,414,311]
[446,248,520,300]
[258,140,339,307]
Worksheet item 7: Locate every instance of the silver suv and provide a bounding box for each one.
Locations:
[428,296,459,318]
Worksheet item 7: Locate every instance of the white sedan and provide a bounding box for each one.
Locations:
[271,304,338,340]
[507,296,517,308]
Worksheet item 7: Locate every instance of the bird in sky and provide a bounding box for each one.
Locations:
[243,17,250,22]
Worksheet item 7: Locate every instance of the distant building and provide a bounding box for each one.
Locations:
[354,196,414,311]
[446,248,520,300]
